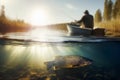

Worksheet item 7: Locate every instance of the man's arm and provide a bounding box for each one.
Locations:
[77,16,84,23]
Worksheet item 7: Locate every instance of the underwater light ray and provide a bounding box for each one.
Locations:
[54,46,77,56]
[22,44,57,68]
[5,45,27,66]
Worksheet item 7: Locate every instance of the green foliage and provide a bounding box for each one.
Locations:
[103,0,108,21]
[103,0,113,21]
[95,9,102,23]
[113,0,120,19]
[95,0,120,37]
[108,0,113,20]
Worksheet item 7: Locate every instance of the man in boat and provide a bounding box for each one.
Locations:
[76,10,94,29]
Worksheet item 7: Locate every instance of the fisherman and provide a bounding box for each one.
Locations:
[76,10,94,29]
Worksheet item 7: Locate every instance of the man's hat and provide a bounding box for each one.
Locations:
[84,10,89,14]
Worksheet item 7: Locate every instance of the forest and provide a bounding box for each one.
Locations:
[94,0,120,36]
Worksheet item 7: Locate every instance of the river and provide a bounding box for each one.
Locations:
[0,28,120,80]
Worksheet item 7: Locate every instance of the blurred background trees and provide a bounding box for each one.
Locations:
[95,9,102,23]
[95,0,120,22]
[0,5,31,34]
[112,0,120,19]
[94,0,120,36]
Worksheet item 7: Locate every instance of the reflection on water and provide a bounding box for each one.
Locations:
[0,28,120,80]
[3,28,67,42]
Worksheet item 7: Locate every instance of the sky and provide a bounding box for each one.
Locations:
[0,0,115,26]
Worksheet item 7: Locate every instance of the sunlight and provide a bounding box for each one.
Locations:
[1,0,7,5]
[30,8,50,26]
[28,28,65,42]
[5,44,57,68]
[29,28,49,41]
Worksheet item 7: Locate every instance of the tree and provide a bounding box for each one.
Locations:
[0,5,6,19]
[103,0,113,21]
[103,0,109,21]
[108,0,113,20]
[113,0,120,19]
[95,9,102,23]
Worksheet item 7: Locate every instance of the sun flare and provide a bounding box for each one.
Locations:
[30,9,49,26]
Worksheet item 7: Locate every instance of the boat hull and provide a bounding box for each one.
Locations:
[67,24,92,35]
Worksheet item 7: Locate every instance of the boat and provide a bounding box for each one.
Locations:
[67,24,93,35]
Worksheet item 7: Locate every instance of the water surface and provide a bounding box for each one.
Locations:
[0,28,120,80]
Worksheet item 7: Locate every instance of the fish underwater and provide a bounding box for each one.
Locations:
[44,55,93,71]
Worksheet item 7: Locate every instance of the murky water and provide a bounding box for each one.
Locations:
[0,28,120,80]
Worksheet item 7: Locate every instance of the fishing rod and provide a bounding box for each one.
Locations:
[52,6,78,23]
[60,9,80,25]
